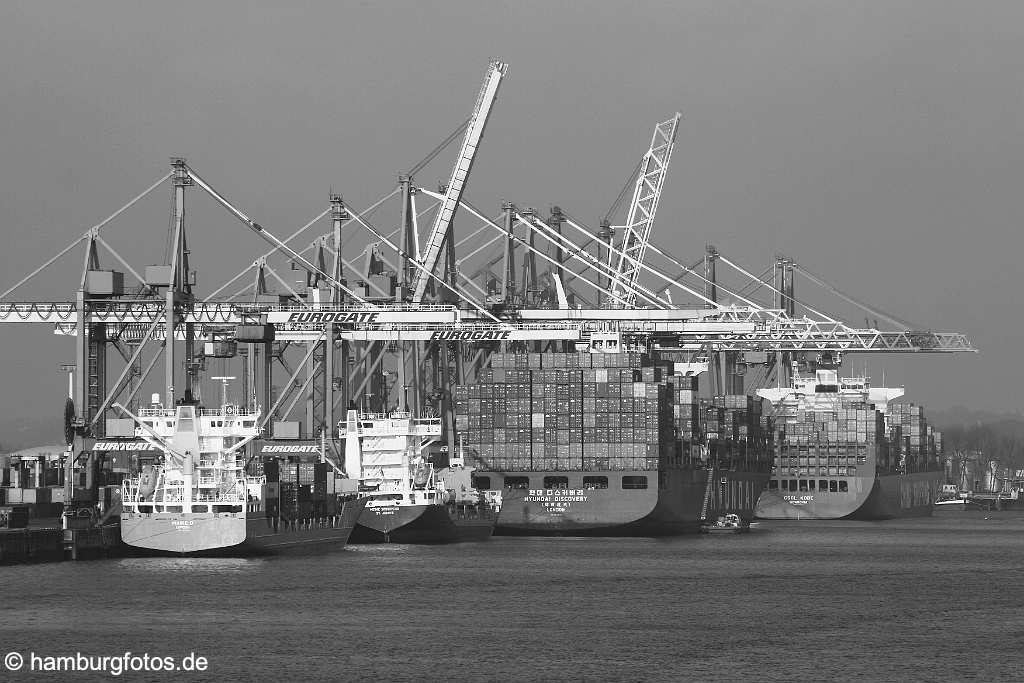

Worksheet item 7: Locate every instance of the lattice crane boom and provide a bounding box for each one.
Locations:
[412,60,507,303]
[608,113,681,307]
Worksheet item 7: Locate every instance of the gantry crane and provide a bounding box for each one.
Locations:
[0,61,977,511]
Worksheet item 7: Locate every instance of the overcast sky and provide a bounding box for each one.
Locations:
[0,1,1020,422]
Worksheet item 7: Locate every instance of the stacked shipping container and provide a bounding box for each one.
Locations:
[454,351,774,473]
[885,403,943,473]
[774,399,883,477]
[454,351,666,471]
[262,460,336,519]
[701,395,774,471]
[773,400,944,478]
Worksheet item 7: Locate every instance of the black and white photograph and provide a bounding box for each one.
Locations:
[0,1,1021,680]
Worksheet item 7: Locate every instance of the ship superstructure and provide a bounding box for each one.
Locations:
[754,365,943,519]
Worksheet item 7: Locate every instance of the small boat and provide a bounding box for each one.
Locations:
[700,513,749,534]
[933,497,968,512]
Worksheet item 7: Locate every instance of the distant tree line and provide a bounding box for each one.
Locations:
[941,421,1024,471]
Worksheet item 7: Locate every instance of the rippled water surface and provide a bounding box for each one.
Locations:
[2,514,1023,681]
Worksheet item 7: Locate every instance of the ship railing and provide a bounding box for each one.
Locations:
[138,408,178,418]
[412,423,443,436]
[358,411,411,421]
[357,411,440,424]
[133,407,260,419]
[270,303,455,313]
[121,479,140,505]
[194,493,245,503]
[155,491,184,503]
[198,407,259,417]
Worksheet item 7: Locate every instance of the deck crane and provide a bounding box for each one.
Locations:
[411,60,507,303]
[606,113,681,308]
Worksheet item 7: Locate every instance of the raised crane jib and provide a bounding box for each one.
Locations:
[608,113,681,308]
[412,60,508,303]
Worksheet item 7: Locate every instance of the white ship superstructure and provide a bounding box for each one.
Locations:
[757,368,904,417]
[341,410,443,510]
[118,398,262,553]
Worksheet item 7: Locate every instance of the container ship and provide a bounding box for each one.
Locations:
[116,398,364,555]
[753,366,944,520]
[455,350,773,536]
[340,409,496,543]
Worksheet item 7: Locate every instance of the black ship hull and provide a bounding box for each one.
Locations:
[244,495,366,553]
[349,502,496,544]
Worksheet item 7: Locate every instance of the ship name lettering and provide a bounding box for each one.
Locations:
[524,489,590,505]
[783,495,814,504]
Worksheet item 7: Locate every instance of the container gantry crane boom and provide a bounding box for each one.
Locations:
[607,113,681,308]
[412,60,507,303]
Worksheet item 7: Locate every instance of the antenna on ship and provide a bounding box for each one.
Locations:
[211,376,235,408]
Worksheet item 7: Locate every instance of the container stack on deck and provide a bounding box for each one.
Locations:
[775,402,885,478]
[454,351,670,471]
[453,351,774,473]
[885,403,942,473]
[262,460,334,519]
[699,395,774,471]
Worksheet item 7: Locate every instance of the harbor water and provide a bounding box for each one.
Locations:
[2,515,1022,681]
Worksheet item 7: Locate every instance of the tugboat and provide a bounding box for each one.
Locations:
[700,513,749,534]
[115,389,364,555]
[340,410,496,543]
[436,442,501,542]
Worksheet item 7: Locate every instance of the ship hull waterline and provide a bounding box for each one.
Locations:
[754,470,942,521]
[348,502,496,544]
[481,468,770,537]
[119,497,366,556]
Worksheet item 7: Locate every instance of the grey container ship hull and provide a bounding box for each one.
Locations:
[483,467,769,536]
[755,469,941,520]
